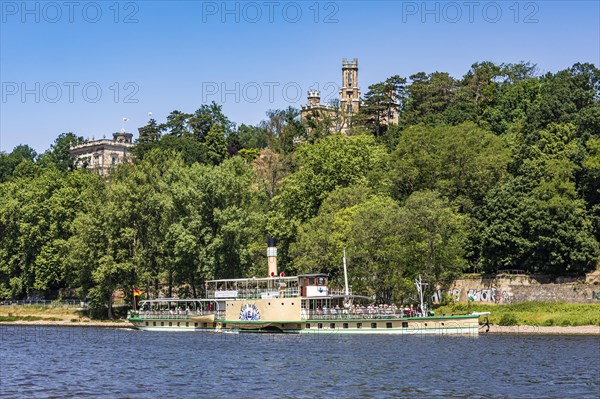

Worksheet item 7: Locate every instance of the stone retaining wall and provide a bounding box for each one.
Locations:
[432,273,600,304]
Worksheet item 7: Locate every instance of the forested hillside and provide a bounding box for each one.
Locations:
[1,62,598,316]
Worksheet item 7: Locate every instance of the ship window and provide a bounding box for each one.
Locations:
[424,323,427,326]
[318,323,323,329]
[306,323,311,328]
[203,323,208,328]
[343,323,348,329]
[268,302,271,305]
[371,323,377,329]
[145,322,148,326]
[441,322,445,326]
[153,322,156,326]
[318,277,326,285]
[161,322,164,326]
[281,324,285,328]
[402,322,408,328]
[195,323,198,327]
[386,322,392,329]
[357,323,362,329]
[169,322,172,326]
[186,322,189,327]
[281,302,284,306]
[177,322,180,327]
[330,323,336,329]
[223,323,227,328]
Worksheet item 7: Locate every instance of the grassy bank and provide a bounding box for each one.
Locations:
[434,302,600,326]
[0,304,129,323]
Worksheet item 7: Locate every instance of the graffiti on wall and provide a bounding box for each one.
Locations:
[431,287,512,304]
[431,289,461,303]
[467,288,511,304]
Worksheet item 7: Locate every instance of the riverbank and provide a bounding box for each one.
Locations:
[483,324,600,335]
[434,302,600,327]
[0,319,131,328]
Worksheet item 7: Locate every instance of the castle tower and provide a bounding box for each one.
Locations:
[307,90,321,107]
[339,58,360,118]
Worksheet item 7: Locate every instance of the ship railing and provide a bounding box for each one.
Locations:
[130,310,223,320]
[207,287,300,300]
[301,309,411,320]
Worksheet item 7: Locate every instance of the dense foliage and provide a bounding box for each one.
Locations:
[1,63,599,316]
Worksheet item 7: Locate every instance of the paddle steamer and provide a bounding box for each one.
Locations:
[127,241,484,335]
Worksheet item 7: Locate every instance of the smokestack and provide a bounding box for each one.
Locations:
[267,238,277,277]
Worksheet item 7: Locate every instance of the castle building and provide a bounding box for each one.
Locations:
[301,58,361,134]
[301,58,399,134]
[69,130,134,175]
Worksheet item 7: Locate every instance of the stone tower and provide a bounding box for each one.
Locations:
[339,58,360,119]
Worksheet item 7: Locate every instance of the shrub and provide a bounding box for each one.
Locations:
[498,313,518,326]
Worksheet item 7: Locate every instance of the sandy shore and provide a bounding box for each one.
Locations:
[0,320,132,328]
[483,324,600,335]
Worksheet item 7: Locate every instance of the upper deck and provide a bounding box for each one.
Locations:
[205,274,349,300]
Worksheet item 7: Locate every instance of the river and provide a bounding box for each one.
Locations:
[1,326,598,398]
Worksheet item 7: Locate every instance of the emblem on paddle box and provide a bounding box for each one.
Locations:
[239,304,261,321]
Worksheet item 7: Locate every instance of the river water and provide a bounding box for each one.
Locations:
[1,326,598,398]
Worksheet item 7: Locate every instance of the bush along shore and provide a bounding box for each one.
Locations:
[434,302,600,327]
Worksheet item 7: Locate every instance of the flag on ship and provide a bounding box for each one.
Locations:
[133,289,143,296]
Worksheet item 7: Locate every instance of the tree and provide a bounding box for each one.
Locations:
[389,122,509,212]
[354,75,406,136]
[395,191,469,293]
[188,101,234,142]
[402,72,460,126]
[137,119,161,144]
[261,107,305,154]
[37,133,84,171]
[204,124,229,165]
[273,134,388,222]
[0,145,37,182]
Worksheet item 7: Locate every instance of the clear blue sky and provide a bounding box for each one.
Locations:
[1,0,598,153]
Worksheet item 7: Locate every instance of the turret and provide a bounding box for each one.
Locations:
[307,90,321,107]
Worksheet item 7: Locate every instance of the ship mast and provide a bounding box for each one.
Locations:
[343,248,351,307]
[414,275,428,317]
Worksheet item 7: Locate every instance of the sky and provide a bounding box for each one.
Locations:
[1,0,599,153]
